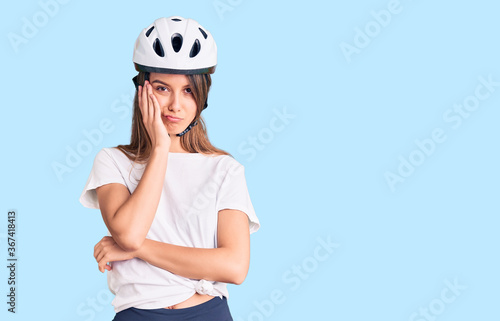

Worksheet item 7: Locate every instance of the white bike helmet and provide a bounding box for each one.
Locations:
[132,16,217,137]
[133,16,217,75]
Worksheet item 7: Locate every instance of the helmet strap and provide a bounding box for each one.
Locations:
[132,72,150,91]
[176,119,198,137]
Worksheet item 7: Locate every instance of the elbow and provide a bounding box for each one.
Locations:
[114,233,144,252]
[231,273,247,285]
[221,248,250,285]
[227,262,249,285]
[121,241,141,253]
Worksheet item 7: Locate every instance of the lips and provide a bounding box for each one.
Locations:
[164,115,183,122]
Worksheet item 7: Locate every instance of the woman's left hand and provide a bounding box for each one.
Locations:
[94,236,137,273]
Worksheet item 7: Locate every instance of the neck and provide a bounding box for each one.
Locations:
[168,136,187,153]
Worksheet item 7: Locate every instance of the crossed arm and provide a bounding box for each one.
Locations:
[92,149,251,285]
[93,208,250,284]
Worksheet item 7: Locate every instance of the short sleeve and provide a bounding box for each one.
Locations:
[216,162,260,234]
[79,148,128,209]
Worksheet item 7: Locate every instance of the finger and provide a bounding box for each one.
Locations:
[93,242,101,259]
[93,238,108,258]
[138,85,143,113]
[95,243,107,262]
[141,81,149,122]
[98,257,108,273]
[102,261,111,272]
[94,247,101,262]
[96,246,107,263]
[149,93,162,123]
[147,84,154,120]
[139,85,146,121]
[95,250,102,263]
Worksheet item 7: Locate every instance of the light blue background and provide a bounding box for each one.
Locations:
[1,0,499,320]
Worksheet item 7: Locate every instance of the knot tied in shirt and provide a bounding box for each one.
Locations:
[195,279,214,295]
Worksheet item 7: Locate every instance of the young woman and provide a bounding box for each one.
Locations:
[79,16,260,321]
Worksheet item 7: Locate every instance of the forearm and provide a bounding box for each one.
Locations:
[112,147,169,251]
[135,239,247,284]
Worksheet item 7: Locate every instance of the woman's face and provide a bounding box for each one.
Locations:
[148,72,198,135]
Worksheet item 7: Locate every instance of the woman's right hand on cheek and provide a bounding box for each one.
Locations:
[138,81,171,149]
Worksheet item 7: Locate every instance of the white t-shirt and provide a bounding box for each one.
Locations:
[79,147,260,313]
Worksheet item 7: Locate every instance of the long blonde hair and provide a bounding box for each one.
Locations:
[116,71,232,164]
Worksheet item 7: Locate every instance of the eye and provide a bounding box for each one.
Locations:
[185,88,193,94]
[155,86,167,92]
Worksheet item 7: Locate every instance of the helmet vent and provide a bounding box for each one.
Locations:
[189,39,200,58]
[198,28,208,39]
[171,18,182,22]
[153,38,165,57]
[171,33,183,53]
[146,26,154,37]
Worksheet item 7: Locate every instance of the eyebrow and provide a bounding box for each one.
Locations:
[151,80,190,87]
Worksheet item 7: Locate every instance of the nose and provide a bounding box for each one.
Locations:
[168,92,182,112]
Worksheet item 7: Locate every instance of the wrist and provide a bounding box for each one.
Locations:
[152,144,170,156]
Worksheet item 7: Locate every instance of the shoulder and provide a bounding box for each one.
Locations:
[94,147,115,161]
[94,147,132,166]
[214,155,246,177]
[110,147,139,160]
[92,147,111,162]
[197,153,245,174]
[204,152,241,165]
